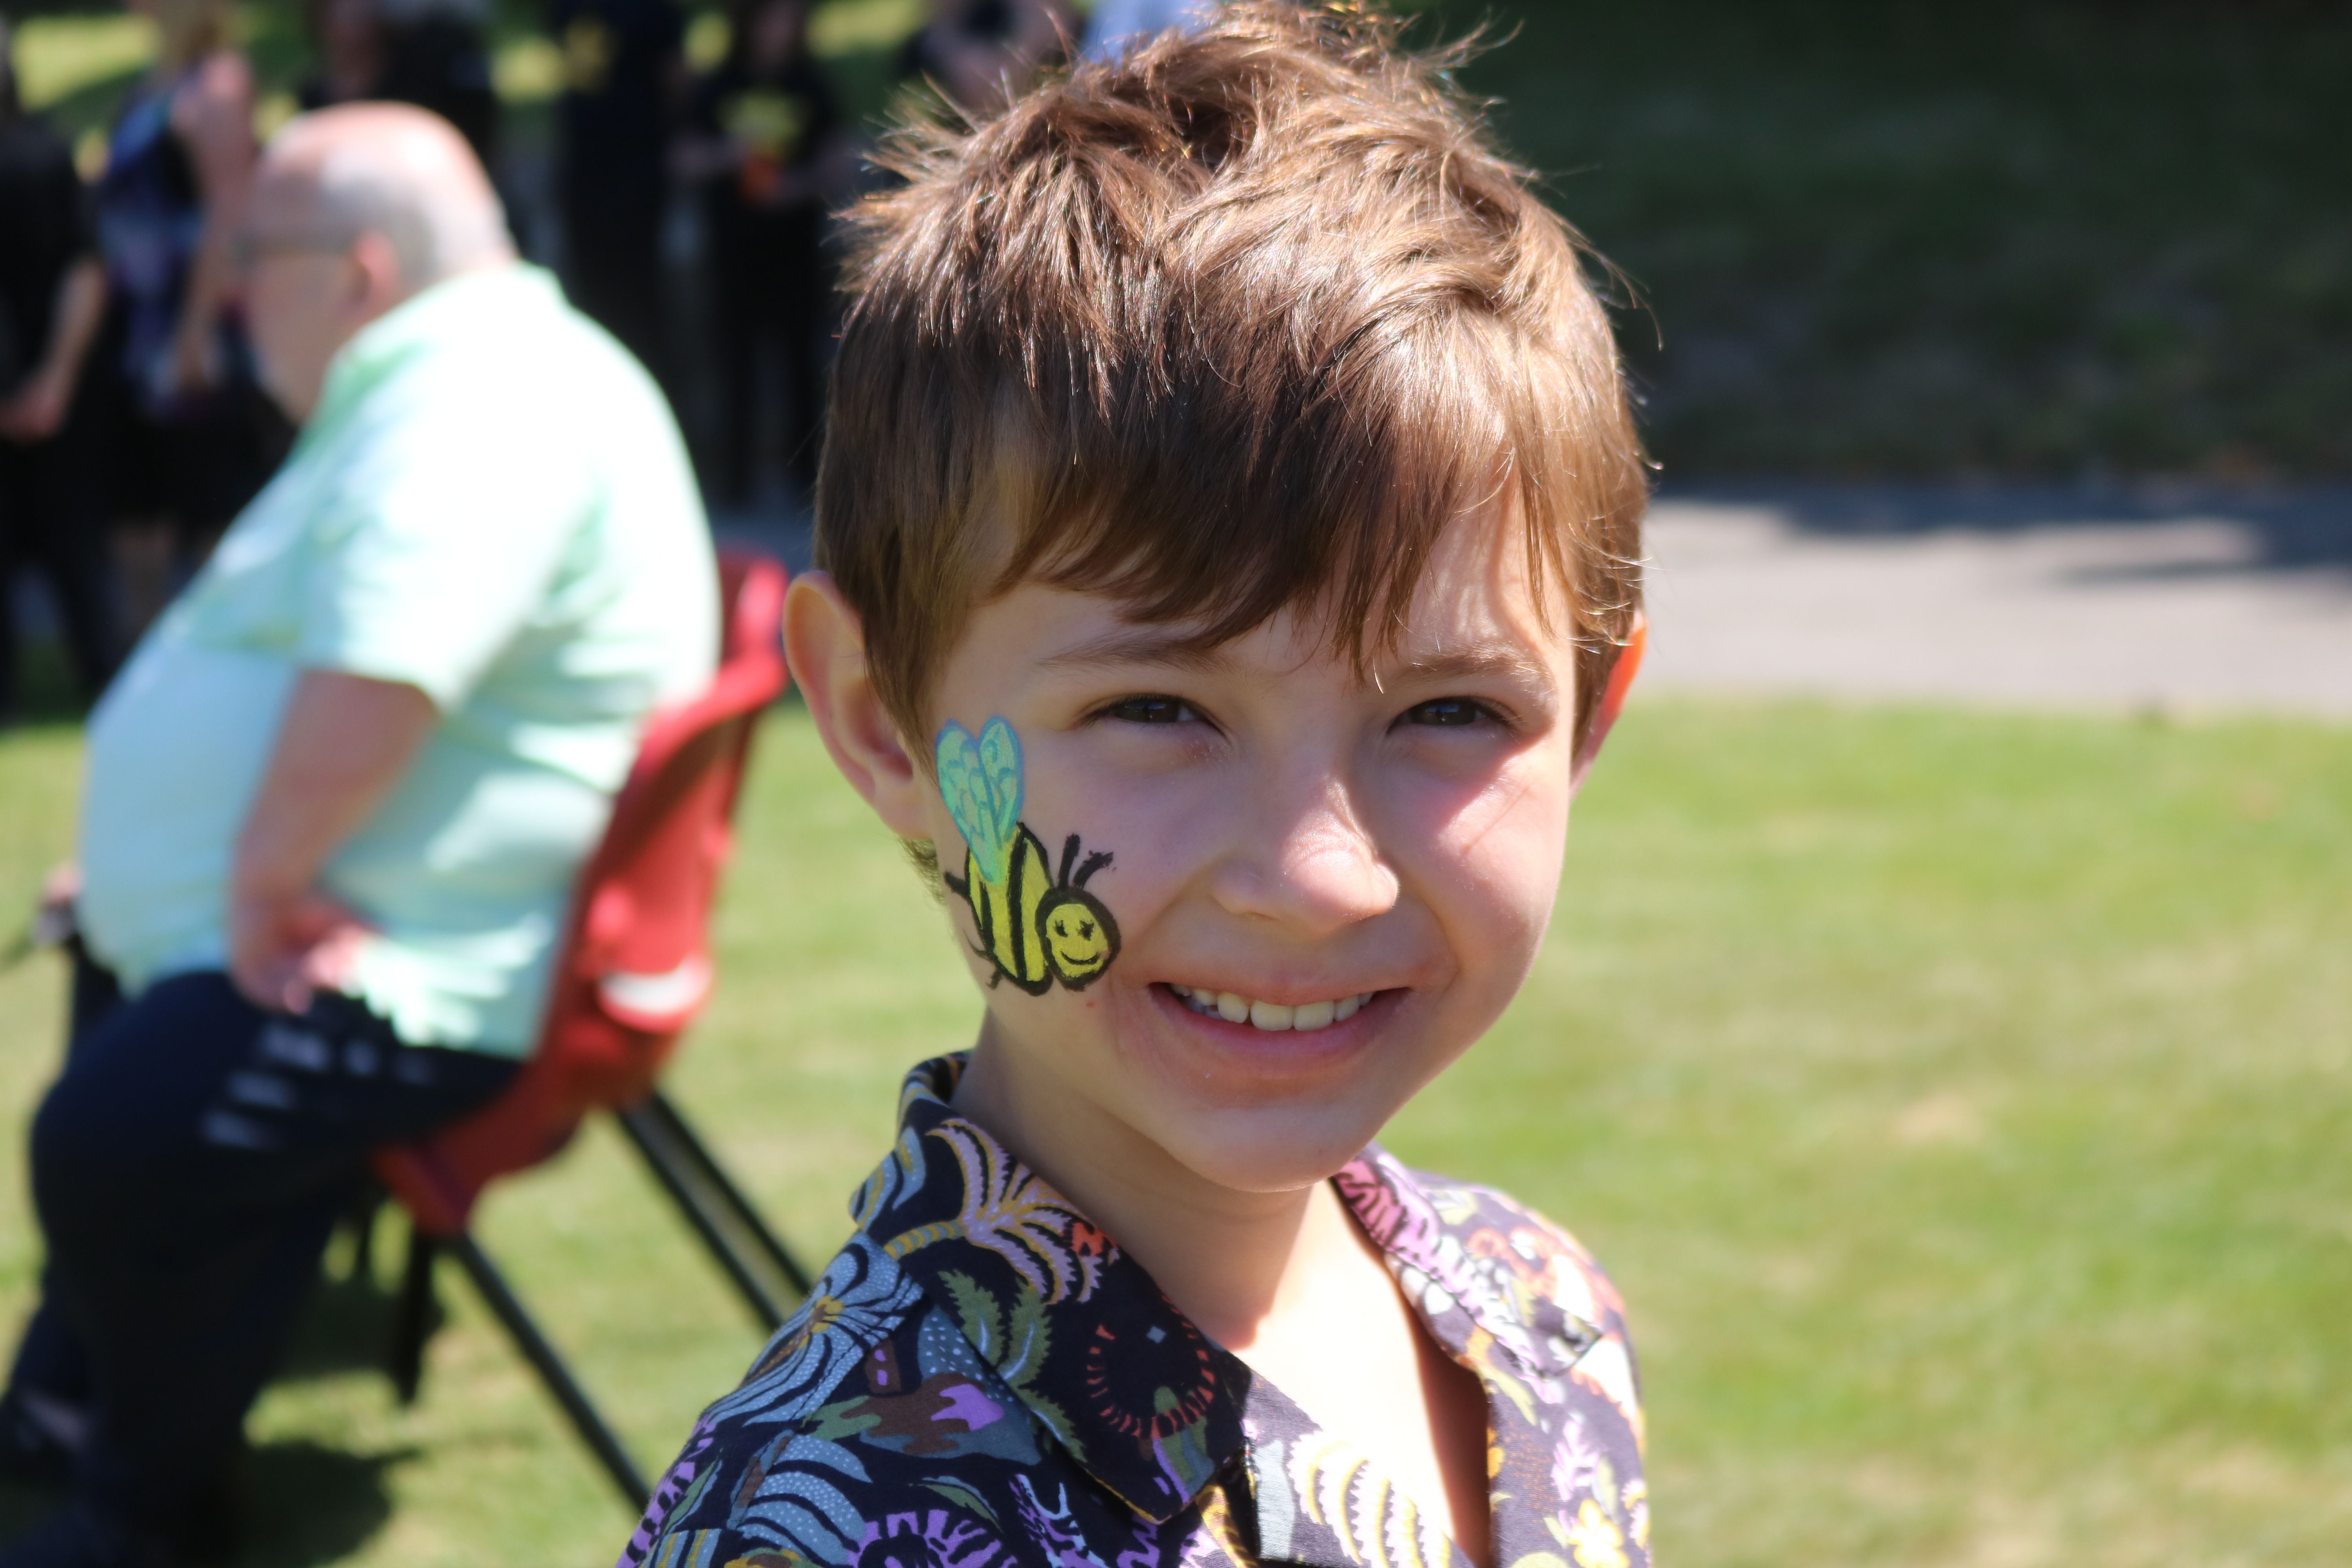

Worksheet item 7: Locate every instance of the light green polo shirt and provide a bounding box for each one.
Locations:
[78,264,717,1054]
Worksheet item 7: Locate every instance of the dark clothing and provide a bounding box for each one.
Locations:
[89,74,283,538]
[0,113,92,392]
[80,340,287,543]
[708,206,829,499]
[690,58,840,499]
[552,0,686,379]
[10,969,516,1534]
[554,0,684,183]
[296,15,503,171]
[621,1054,1654,1568]
[0,432,118,709]
[690,56,839,199]
[893,0,1019,82]
[376,15,501,168]
[92,77,207,419]
[0,111,116,709]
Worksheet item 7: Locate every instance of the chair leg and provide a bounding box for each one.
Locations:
[615,1102,792,1331]
[347,1180,385,1283]
[645,1089,814,1296]
[390,1226,437,1406]
[444,1232,650,1511]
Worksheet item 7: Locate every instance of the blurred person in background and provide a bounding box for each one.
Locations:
[551,0,686,385]
[0,21,119,719]
[0,105,715,1568]
[297,0,502,169]
[895,0,1074,113]
[676,0,850,506]
[1082,0,1215,60]
[89,0,287,645]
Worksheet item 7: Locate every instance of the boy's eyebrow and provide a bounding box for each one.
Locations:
[1039,628,1555,693]
[1389,646,1557,691]
[1035,629,1233,673]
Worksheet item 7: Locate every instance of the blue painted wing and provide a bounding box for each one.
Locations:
[935,717,1024,887]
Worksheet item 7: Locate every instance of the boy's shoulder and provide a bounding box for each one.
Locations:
[622,1132,1646,1568]
[618,1227,1058,1567]
[1340,1149,1643,1430]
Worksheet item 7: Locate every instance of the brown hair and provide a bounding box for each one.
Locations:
[817,0,1646,763]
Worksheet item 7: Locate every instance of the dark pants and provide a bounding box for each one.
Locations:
[0,430,118,712]
[709,205,832,504]
[9,967,516,1532]
[563,178,671,392]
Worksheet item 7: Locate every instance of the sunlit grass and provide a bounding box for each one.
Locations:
[0,698,2346,1564]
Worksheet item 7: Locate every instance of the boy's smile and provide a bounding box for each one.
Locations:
[884,494,1581,1200]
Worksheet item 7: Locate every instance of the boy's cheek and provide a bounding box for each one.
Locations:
[1423,793,1571,971]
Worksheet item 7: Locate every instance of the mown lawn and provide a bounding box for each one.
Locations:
[0,697,2346,1565]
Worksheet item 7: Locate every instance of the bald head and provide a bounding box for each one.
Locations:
[260,104,512,293]
[243,105,515,419]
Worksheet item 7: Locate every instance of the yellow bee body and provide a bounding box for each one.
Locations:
[962,828,1058,995]
[949,826,1122,995]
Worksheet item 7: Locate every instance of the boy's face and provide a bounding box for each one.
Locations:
[911,496,1581,1196]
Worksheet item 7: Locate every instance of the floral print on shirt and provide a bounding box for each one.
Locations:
[620,1056,1649,1568]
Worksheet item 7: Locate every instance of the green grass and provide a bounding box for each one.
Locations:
[0,698,2348,1564]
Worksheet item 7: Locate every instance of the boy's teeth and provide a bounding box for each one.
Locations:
[1169,985,1374,1032]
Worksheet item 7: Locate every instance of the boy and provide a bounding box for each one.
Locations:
[622,6,1651,1568]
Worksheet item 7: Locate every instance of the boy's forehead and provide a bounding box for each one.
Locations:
[1001,513,1568,691]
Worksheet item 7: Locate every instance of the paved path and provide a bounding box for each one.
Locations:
[1640,485,2352,719]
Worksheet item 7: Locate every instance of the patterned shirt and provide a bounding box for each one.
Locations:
[621,1056,1651,1568]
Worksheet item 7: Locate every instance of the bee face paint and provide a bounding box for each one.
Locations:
[936,717,1122,993]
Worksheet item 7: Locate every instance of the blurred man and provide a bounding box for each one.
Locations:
[0,19,118,715]
[0,104,715,1567]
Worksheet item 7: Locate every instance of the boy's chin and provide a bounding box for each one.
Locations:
[1145,1100,1399,1196]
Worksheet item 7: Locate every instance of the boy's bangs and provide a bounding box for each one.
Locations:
[984,312,1625,730]
[816,0,1647,757]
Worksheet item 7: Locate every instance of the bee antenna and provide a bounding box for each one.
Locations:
[1059,834,1081,884]
[1074,850,1114,887]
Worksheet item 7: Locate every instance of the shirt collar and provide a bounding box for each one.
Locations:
[846,1056,1584,1524]
[849,1055,1251,1523]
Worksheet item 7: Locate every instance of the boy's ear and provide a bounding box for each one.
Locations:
[1570,612,1646,793]
[782,571,935,838]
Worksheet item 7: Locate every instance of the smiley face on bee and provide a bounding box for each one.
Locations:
[936,718,1123,995]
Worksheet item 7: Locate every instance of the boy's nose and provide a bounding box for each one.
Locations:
[1210,779,1398,936]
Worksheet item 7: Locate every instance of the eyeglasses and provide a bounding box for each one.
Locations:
[227,229,357,272]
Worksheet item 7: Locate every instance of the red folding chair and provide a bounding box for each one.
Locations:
[371,548,810,1509]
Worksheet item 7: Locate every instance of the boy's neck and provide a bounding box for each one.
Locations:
[949,1029,1362,1352]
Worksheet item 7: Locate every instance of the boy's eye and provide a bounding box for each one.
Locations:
[1402,697,1494,728]
[1102,694,1200,725]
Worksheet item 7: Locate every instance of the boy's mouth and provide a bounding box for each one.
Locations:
[1166,983,1375,1034]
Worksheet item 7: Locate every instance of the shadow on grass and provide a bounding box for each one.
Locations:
[0,1439,406,1567]
[1665,479,2352,572]
[238,1439,409,1568]
[276,1259,439,1387]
